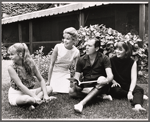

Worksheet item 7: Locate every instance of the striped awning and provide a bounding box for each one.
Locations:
[2,2,110,24]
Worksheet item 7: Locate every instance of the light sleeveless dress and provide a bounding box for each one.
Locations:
[50,43,79,93]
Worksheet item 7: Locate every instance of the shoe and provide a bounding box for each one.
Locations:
[143,95,148,100]
[102,94,113,101]
[29,105,35,110]
[74,103,83,113]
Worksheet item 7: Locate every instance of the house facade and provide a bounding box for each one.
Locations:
[2,2,148,54]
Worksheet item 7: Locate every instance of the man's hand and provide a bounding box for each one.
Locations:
[97,76,108,86]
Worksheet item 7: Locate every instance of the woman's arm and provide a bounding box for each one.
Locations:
[73,52,80,71]
[33,65,49,98]
[47,45,58,85]
[127,61,137,100]
[129,61,137,93]
[8,66,37,98]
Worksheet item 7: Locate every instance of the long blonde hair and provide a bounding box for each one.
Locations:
[8,43,35,74]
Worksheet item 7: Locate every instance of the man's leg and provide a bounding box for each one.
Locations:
[74,84,110,113]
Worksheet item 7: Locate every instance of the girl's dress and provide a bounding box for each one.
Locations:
[50,43,80,93]
[10,63,36,90]
[8,63,36,106]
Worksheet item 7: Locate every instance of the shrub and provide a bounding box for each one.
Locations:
[32,24,148,80]
[32,46,74,79]
[31,46,52,80]
[76,24,148,78]
[1,43,10,60]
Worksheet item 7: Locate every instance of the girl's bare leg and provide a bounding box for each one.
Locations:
[16,95,35,106]
[34,86,53,99]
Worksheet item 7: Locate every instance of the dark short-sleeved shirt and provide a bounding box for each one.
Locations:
[76,52,111,81]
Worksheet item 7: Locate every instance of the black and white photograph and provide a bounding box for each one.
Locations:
[1,1,149,120]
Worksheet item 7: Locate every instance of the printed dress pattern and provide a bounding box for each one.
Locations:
[10,63,36,90]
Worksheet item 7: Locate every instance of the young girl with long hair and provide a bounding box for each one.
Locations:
[8,43,56,109]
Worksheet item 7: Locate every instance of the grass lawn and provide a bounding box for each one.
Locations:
[2,60,149,120]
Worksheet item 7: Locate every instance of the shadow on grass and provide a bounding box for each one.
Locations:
[2,83,148,120]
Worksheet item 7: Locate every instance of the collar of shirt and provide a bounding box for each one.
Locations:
[83,52,102,66]
[83,52,102,60]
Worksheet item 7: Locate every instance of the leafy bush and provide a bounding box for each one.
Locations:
[32,24,148,80]
[32,46,74,79]
[1,43,9,60]
[31,46,52,80]
[76,24,148,78]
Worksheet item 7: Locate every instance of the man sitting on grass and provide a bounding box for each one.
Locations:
[69,37,113,113]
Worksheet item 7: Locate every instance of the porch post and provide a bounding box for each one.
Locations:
[79,11,84,27]
[29,21,33,54]
[18,23,22,42]
[139,4,145,46]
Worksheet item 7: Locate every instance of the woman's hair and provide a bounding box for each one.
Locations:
[8,43,35,74]
[63,27,78,42]
[115,40,132,58]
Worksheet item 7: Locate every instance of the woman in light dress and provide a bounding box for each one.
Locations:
[46,27,80,93]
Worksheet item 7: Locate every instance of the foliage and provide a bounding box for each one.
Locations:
[1,43,9,60]
[32,24,148,80]
[32,46,75,79]
[31,46,52,80]
[76,24,148,78]
[2,3,43,17]
[1,3,69,17]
